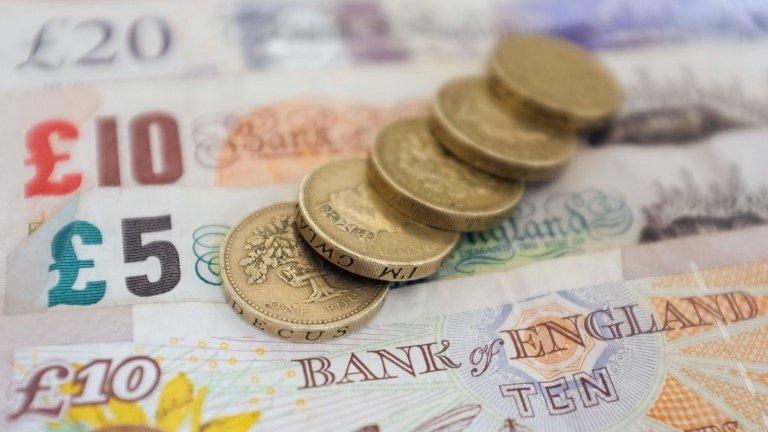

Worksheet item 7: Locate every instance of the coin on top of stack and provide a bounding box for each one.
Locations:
[489,34,621,128]
[221,202,388,342]
[432,76,576,181]
[369,117,524,231]
[297,158,459,282]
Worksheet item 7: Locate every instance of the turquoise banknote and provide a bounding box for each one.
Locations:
[6,130,768,313]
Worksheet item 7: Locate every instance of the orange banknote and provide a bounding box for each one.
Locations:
[4,229,768,431]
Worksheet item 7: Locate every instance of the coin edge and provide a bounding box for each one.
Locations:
[297,158,459,281]
[488,35,622,127]
[432,76,577,181]
[369,120,524,231]
[219,201,389,331]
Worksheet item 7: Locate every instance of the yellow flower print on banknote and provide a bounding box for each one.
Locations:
[49,373,259,432]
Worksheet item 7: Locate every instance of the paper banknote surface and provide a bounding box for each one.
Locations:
[6,125,768,314]
[3,38,768,313]
[3,4,768,431]
[3,213,767,430]
[2,0,766,90]
[4,37,767,207]
[3,227,768,431]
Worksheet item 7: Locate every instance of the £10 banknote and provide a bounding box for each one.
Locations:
[3,225,768,431]
[3,38,768,311]
[5,128,768,314]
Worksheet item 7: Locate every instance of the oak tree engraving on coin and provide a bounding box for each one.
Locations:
[221,202,388,342]
[238,214,346,303]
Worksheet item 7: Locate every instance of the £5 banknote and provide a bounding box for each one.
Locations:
[5,125,768,314]
[0,40,768,302]
[3,39,768,301]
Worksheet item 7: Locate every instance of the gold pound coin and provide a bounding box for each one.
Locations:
[432,76,575,181]
[489,34,621,128]
[221,202,388,342]
[370,117,524,231]
[297,158,459,281]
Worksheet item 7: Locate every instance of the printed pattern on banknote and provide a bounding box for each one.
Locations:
[4,0,767,90]
[5,259,768,430]
[4,41,768,313]
[8,131,768,313]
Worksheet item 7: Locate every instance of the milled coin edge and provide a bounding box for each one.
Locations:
[222,276,388,342]
[296,158,459,281]
[219,201,389,338]
[432,76,576,181]
[369,122,524,231]
[488,35,622,127]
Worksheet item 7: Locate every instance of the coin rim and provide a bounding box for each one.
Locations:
[432,75,576,181]
[297,158,459,281]
[489,35,622,127]
[220,201,389,333]
[221,281,387,342]
[369,117,524,231]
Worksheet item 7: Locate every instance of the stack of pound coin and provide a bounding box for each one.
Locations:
[296,158,460,281]
[220,202,389,342]
[431,76,576,181]
[369,117,525,230]
[219,34,622,341]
